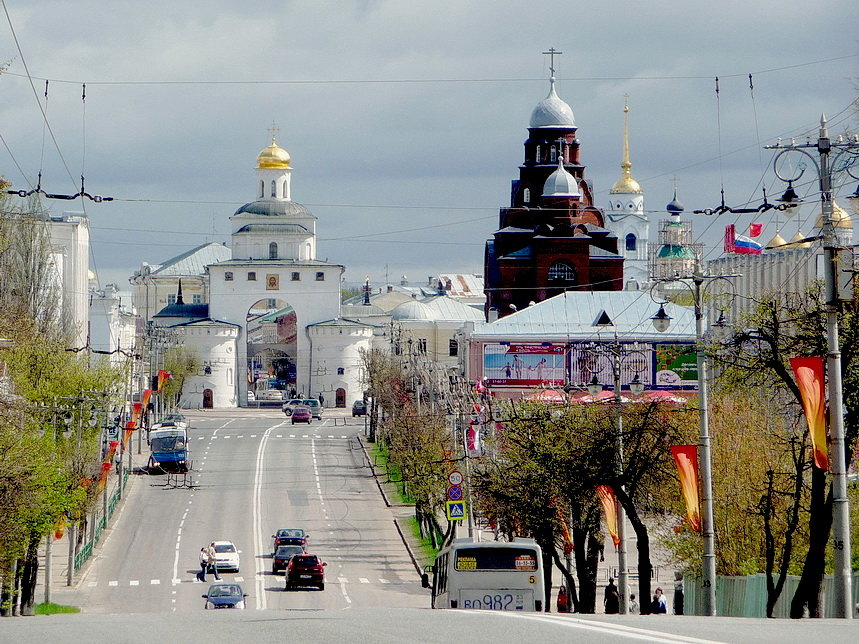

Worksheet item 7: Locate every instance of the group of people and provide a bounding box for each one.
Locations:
[604,579,668,614]
[196,543,221,582]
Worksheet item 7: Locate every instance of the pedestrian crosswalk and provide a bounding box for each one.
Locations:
[89,575,405,588]
[197,434,351,440]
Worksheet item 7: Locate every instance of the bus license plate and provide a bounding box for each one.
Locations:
[460,592,529,611]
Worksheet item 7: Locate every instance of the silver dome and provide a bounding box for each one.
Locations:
[542,158,580,198]
[529,79,576,129]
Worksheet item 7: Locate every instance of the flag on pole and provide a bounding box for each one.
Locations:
[142,389,153,407]
[749,223,763,237]
[733,235,763,254]
[157,370,171,393]
[671,445,701,531]
[790,357,829,470]
[724,224,736,253]
[596,485,621,547]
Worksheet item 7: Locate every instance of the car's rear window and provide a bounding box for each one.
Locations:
[294,555,318,565]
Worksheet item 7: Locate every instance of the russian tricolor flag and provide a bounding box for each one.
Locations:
[725,224,763,255]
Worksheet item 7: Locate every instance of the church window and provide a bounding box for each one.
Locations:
[550,146,557,162]
[625,233,637,251]
[271,180,277,197]
[269,242,278,259]
[316,272,325,281]
[267,298,277,308]
[535,145,541,162]
[291,272,300,281]
[627,202,635,210]
[449,339,458,357]
[248,271,257,281]
[548,262,576,283]
[337,367,344,375]
[523,188,530,203]
[417,338,427,354]
[225,272,233,281]
[167,294,177,305]
[192,294,202,304]
[259,180,264,198]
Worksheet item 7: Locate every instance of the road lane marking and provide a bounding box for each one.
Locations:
[129,580,139,586]
[359,578,370,584]
[151,579,160,585]
[379,579,390,584]
[252,422,283,610]
[108,581,117,587]
[486,612,727,643]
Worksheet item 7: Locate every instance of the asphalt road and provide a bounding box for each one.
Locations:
[51,408,426,613]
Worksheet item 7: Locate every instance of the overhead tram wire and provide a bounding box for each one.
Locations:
[2,54,854,87]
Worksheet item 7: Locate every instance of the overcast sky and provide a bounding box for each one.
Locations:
[2,1,857,291]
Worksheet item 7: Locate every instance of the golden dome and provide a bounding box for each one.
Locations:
[257,138,291,169]
[765,233,787,249]
[813,202,852,229]
[788,230,813,249]
[611,175,642,194]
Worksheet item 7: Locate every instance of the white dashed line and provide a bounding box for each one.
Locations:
[151,579,161,585]
[359,578,370,584]
[108,581,118,587]
[129,580,139,586]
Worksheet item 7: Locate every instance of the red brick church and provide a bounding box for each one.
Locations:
[484,65,623,319]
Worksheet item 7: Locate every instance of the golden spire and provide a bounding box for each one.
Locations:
[610,96,642,194]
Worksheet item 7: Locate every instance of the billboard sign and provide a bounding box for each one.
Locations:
[483,344,566,387]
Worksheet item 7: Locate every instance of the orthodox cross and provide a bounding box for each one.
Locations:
[542,48,563,76]
[268,121,280,143]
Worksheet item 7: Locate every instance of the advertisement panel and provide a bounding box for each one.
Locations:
[654,343,698,388]
[483,344,565,387]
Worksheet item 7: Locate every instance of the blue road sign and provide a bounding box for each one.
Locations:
[447,485,463,501]
[446,500,466,521]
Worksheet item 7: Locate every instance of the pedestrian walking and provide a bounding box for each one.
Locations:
[604,577,619,614]
[207,542,221,580]
[556,585,569,613]
[318,392,325,406]
[196,547,208,582]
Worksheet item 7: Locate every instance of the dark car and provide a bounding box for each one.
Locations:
[272,545,305,574]
[291,406,312,424]
[351,400,367,417]
[272,528,308,552]
[202,582,247,609]
[285,554,326,591]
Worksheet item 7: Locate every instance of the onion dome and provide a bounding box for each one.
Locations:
[666,189,684,213]
[789,230,813,248]
[542,156,580,198]
[765,232,787,249]
[391,300,434,321]
[813,201,852,229]
[529,77,576,129]
[257,137,291,169]
[656,244,697,260]
[609,103,642,194]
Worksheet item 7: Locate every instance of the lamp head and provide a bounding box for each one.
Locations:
[651,304,671,333]
[711,311,730,342]
[777,181,802,217]
[629,374,645,396]
[587,375,602,398]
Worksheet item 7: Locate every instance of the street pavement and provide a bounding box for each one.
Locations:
[44,407,427,613]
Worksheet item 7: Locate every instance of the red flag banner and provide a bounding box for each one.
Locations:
[157,370,170,393]
[749,223,763,238]
[596,485,621,547]
[53,515,66,541]
[671,445,701,532]
[105,440,119,463]
[122,428,134,449]
[142,389,153,407]
[724,224,736,253]
[790,357,829,470]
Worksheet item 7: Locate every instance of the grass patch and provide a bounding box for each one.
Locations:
[35,602,80,615]
[406,514,442,566]
[369,440,415,504]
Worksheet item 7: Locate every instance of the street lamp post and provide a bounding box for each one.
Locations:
[585,340,647,615]
[766,117,858,619]
[651,275,733,617]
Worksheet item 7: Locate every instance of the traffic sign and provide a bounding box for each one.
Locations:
[446,500,467,521]
[447,485,463,501]
[448,470,464,486]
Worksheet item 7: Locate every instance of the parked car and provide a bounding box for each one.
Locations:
[272,545,305,574]
[272,528,308,552]
[290,406,312,424]
[351,400,367,417]
[211,540,240,572]
[285,553,326,590]
[202,582,247,609]
[257,389,284,401]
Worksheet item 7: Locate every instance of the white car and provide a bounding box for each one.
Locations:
[212,540,240,573]
[256,389,284,401]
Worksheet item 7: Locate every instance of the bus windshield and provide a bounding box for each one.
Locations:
[151,435,185,453]
[454,547,538,571]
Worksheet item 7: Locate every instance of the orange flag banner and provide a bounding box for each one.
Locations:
[131,402,143,426]
[105,440,119,463]
[790,357,829,471]
[54,515,66,541]
[97,462,113,492]
[142,389,153,407]
[671,445,701,532]
[122,428,134,449]
[157,370,170,393]
[596,485,621,547]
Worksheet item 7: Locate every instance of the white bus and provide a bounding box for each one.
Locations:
[425,538,545,612]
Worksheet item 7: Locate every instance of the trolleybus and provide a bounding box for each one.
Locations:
[425,538,545,612]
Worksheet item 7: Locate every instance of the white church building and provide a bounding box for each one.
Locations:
[139,136,374,409]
